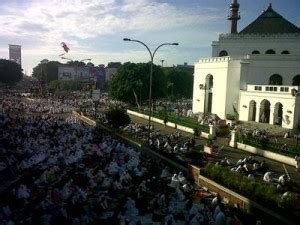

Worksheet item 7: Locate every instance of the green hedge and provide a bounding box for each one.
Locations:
[238,136,300,157]
[129,107,210,133]
[203,163,296,210]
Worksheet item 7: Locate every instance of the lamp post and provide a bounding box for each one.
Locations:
[123,38,178,144]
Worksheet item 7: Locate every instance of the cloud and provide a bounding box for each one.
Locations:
[0,0,222,50]
[0,0,224,74]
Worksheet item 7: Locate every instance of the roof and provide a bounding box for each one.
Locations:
[239,4,300,34]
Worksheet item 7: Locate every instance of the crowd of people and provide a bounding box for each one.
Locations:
[122,123,197,165]
[0,94,253,225]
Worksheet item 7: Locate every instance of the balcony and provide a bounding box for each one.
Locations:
[246,84,299,95]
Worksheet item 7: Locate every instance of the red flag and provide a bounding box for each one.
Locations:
[61,42,70,53]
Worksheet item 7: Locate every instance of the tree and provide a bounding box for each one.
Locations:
[105,107,131,129]
[32,61,60,83]
[108,62,166,104]
[0,59,23,84]
[67,60,86,67]
[163,67,193,99]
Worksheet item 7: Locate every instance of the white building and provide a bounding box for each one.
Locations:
[192,1,300,129]
[58,65,91,81]
[9,44,21,67]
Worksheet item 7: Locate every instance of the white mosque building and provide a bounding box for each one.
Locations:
[192,0,300,129]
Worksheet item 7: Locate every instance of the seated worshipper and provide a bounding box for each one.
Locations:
[176,187,186,201]
[190,212,204,225]
[278,174,290,187]
[220,157,231,167]
[165,213,177,225]
[138,180,148,193]
[263,171,274,183]
[177,171,186,184]
[156,138,161,149]
[97,193,111,209]
[17,184,31,199]
[215,207,226,225]
[164,141,172,153]
[169,174,180,188]
[173,144,179,153]
[160,166,172,180]
[120,170,132,184]
[211,194,221,209]
[182,183,192,193]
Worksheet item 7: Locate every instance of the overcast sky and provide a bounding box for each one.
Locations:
[0,0,299,75]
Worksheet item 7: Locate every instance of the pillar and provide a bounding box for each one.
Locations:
[209,124,216,139]
[255,104,261,122]
[269,105,275,125]
[229,130,237,148]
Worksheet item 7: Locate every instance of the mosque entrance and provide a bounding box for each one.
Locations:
[259,99,271,123]
[248,100,256,121]
[273,102,283,126]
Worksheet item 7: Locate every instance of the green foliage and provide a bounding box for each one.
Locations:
[109,62,166,104]
[67,60,86,67]
[108,62,194,104]
[49,80,85,91]
[239,136,300,156]
[163,67,193,99]
[0,59,23,84]
[105,107,131,129]
[226,114,235,120]
[193,126,200,136]
[217,127,230,137]
[204,163,297,210]
[32,61,60,83]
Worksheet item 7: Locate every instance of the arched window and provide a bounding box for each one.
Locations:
[265,49,276,54]
[248,100,256,121]
[252,50,260,54]
[219,50,228,57]
[269,74,282,85]
[292,75,300,86]
[259,99,271,123]
[281,50,290,54]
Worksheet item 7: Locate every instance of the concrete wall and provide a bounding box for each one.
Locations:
[127,110,209,138]
[237,142,296,166]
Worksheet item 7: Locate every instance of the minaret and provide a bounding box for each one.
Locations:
[228,0,240,34]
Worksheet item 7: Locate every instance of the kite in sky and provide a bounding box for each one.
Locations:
[59,42,70,57]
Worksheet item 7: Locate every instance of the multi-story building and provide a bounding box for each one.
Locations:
[192,1,300,129]
[9,44,22,67]
[58,65,90,81]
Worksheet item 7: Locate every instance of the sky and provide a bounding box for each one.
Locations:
[0,0,299,75]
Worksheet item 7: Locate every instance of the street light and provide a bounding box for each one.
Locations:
[123,38,178,145]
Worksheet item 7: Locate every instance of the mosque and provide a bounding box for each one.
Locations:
[192,0,300,129]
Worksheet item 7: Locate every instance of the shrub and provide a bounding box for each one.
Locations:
[105,107,131,129]
[203,163,288,209]
[226,114,235,120]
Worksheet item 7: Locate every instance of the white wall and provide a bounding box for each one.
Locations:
[212,34,300,57]
[242,55,300,86]
[239,90,297,129]
[193,57,230,119]
[226,60,242,116]
[58,65,90,80]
